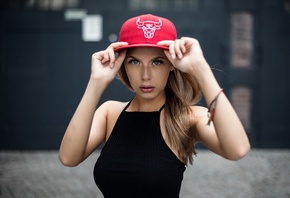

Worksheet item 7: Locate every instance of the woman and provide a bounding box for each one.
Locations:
[59,14,250,197]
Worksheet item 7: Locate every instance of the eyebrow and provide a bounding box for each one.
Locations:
[126,55,166,60]
[154,56,166,60]
[126,56,136,59]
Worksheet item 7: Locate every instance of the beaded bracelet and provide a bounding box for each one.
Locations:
[207,89,223,125]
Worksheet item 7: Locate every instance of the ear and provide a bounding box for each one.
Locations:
[170,65,175,71]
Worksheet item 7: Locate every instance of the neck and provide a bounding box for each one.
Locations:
[129,93,166,112]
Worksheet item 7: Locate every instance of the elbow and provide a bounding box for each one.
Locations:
[228,144,251,161]
[59,153,80,167]
[227,130,251,161]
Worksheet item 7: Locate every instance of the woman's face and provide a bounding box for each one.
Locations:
[124,47,173,100]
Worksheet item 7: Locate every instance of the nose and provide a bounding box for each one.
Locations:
[141,66,151,81]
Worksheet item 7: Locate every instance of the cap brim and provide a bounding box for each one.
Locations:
[114,44,169,52]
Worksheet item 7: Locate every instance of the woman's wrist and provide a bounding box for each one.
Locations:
[89,74,111,87]
[86,75,109,97]
[188,60,221,99]
[188,60,213,85]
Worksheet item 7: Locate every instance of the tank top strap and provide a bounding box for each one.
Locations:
[159,104,165,112]
[123,99,165,112]
[122,99,133,112]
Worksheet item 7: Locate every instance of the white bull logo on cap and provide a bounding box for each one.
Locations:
[136,18,162,38]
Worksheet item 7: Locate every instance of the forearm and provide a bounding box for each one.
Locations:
[193,62,250,160]
[158,37,250,159]
[59,77,107,166]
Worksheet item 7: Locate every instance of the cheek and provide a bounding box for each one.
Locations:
[124,66,138,87]
[156,70,171,86]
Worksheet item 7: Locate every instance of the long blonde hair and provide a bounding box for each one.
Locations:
[118,63,201,165]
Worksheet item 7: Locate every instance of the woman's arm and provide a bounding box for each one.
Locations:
[158,37,250,160]
[192,67,250,161]
[59,42,127,167]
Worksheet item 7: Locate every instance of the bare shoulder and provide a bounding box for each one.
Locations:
[100,100,129,124]
[100,100,129,113]
[189,105,210,127]
[190,105,216,143]
[95,100,129,121]
[190,105,208,119]
[101,100,129,142]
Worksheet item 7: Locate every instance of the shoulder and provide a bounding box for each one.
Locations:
[190,105,215,142]
[98,100,129,117]
[100,100,128,110]
[99,100,129,142]
[189,105,210,133]
[190,105,208,121]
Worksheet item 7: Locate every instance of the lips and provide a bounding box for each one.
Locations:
[140,85,155,93]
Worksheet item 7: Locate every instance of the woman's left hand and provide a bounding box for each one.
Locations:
[158,37,208,77]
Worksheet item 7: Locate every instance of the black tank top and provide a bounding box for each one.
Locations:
[94,101,186,198]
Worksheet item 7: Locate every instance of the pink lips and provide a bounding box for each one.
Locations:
[140,85,155,93]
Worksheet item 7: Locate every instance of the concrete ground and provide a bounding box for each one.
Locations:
[0,149,289,198]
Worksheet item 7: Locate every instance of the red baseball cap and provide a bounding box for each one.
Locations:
[115,14,177,52]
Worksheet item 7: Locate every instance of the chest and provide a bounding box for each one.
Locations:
[106,108,180,160]
[94,111,186,197]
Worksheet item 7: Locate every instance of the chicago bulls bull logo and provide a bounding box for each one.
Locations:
[136,18,162,39]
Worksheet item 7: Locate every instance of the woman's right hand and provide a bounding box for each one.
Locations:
[90,42,128,83]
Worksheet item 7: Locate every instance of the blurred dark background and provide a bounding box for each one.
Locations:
[0,0,289,150]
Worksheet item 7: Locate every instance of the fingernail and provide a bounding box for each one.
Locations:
[177,54,182,59]
[171,53,176,59]
[111,63,114,68]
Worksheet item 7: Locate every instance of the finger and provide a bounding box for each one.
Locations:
[157,40,173,47]
[101,52,109,64]
[92,51,102,60]
[92,51,106,64]
[107,48,115,68]
[182,37,199,50]
[157,40,176,59]
[163,50,177,71]
[114,49,127,70]
[163,50,173,63]
[107,42,128,51]
[174,39,183,59]
[180,38,186,53]
[168,41,176,59]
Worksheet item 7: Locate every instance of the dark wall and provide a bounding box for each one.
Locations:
[255,1,290,147]
[0,0,289,149]
[0,11,136,149]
